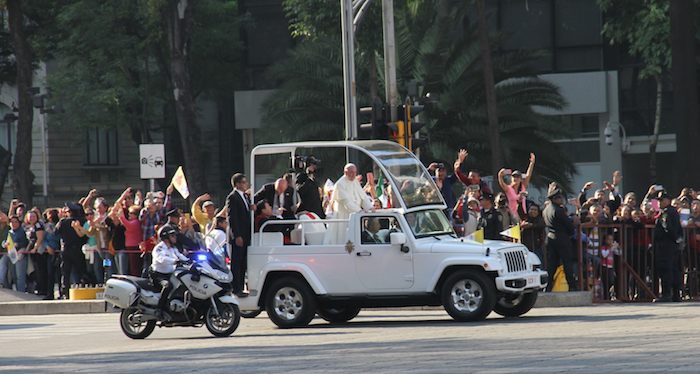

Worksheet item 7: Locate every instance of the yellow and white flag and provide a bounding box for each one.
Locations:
[171,166,190,199]
[465,228,484,244]
[500,223,521,242]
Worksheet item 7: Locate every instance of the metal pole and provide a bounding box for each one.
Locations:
[149,179,155,192]
[39,111,48,206]
[341,0,358,140]
[382,0,399,122]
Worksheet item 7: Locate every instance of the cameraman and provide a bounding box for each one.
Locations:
[295,155,325,219]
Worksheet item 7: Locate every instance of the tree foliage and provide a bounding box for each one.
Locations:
[47,0,242,142]
[598,0,671,79]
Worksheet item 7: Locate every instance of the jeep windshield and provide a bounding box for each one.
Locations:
[405,209,454,238]
[362,142,443,209]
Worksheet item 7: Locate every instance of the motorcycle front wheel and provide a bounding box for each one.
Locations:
[120,307,156,339]
[205,303,241,337]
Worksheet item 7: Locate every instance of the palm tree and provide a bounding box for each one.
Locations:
[262,0,576,189]
[260,36,346,143]
[392,0,574,188]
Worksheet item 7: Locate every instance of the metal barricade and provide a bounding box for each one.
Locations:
[572,223,699,303]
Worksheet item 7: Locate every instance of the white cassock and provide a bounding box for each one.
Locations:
[324,176,373,244]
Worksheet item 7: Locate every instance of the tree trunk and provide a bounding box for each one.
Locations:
[649,74,663,184]
[163,0,206,197]
[671,0,699,189]
[368,53,379,103]
[7,0,35,206]
[475,0,502,177]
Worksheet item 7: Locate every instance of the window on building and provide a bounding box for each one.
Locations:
[554,139,600,163]
[85,128,119,166]
[496,0,603,73]
[557,115,600,139]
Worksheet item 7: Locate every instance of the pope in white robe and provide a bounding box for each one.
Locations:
[324,163,373,244]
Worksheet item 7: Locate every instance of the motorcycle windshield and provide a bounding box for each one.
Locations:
[208,245,228,271]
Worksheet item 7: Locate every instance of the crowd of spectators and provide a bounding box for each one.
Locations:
[0,186,225,300]
[433,149,699,302]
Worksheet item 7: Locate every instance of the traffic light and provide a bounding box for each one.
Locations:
[358,98,388,140]
[395,99,428,151]
[387,119,406,147]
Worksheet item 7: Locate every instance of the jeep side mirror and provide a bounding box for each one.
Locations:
[390,232,407,246]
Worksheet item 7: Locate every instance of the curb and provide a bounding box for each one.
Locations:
[0,300,110,316]
[534,291,593,308]
[0,292,593,316]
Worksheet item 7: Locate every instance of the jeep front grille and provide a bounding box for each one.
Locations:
[503,250,528,273]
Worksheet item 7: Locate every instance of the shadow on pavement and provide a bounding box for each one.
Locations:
[304,312,656,329]
[0,323,54,331]
[155,330,357,340]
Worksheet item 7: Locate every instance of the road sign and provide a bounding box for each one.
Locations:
[139,144,165,179]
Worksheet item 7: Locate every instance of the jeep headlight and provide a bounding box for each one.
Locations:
[527,251,542,270]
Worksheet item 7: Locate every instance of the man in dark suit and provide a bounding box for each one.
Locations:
[226,173,253,296]
[254,178,295,219]
[653,191,683,302]
[361,218,383,244]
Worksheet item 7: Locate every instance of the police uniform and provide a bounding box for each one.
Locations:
[151,240,189,312]
[543,188,578,291]
[653,192,683,301]
[479,193,502,240]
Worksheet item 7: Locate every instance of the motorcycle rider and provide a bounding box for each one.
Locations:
[151,226,189,319]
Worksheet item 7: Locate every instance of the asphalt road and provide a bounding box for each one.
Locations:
[0,304,698,373]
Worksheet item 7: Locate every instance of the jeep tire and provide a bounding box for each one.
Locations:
[265,277,317,329]
[493,292,538,317]
[317,305,361,324]
[441,269,496,322]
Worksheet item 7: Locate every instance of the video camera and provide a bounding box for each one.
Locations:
[293,155,321,172]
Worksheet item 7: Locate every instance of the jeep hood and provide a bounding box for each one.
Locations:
[429,237,523,254]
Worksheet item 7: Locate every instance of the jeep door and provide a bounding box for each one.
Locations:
[354,215,414,289]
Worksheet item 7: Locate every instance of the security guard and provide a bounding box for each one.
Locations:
[479,192,502,240]
[653,191,683,302]
[543,185,578,291]
[151,226,190,319]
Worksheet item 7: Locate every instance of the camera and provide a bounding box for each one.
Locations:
[293,155,321,172]
[604,125,613,146]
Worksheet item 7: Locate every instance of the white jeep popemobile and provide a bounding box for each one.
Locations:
[236,141,548,328]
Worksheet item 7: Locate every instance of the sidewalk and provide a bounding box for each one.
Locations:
[0,289,108,316]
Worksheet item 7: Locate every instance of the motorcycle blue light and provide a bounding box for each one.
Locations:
[197,254,207,262]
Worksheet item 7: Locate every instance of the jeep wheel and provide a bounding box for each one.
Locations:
[441,270,496,322]
[493,292,538,317]
[317,305,361,324]
[265,277,317,329]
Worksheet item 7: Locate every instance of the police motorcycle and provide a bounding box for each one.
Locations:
[104,232,240,339]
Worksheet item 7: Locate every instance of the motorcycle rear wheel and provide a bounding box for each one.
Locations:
[205,303,241,337]
[120,307,156,339]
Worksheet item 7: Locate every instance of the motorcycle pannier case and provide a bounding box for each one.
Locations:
[104,279,138,308]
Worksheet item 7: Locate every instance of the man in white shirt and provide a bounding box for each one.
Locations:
[205,216,229,258]
[150,226,189,318]
[324,163,373,244]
